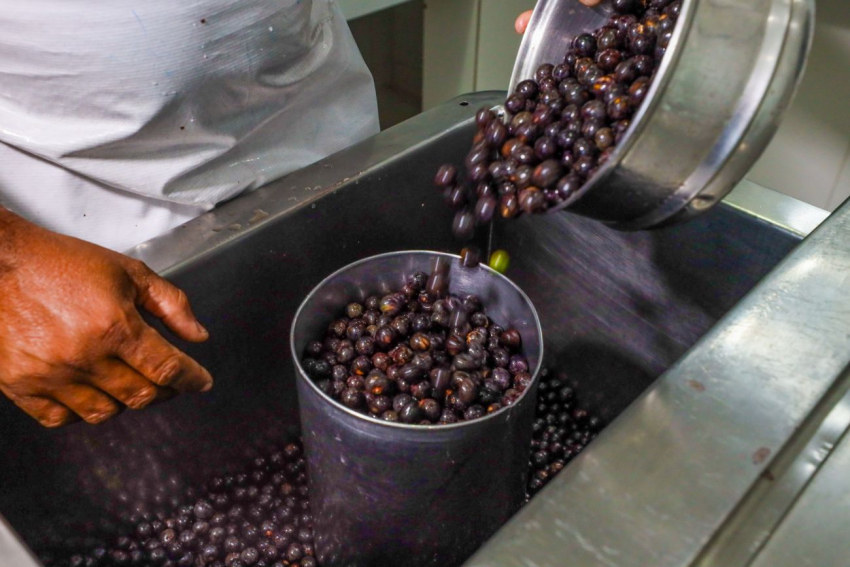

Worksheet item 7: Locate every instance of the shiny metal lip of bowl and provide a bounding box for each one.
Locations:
[508,0,815,230]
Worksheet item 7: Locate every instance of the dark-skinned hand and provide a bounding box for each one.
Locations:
[515,0,601,34]
[0,208,212,427]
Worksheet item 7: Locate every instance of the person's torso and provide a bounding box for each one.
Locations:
[0,0,378,250]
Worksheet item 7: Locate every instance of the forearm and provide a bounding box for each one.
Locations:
[0,206,28,235]
[0,207,31,276]
[0,205,16,229]
[0,207,21,275]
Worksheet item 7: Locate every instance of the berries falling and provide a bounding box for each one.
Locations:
[300,266,531,425]
[436,0,682,239]
[488,250,510,275]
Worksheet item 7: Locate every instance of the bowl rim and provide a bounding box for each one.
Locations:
[507,0,699,217]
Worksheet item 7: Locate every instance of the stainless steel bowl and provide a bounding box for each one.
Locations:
[510,0,815,229]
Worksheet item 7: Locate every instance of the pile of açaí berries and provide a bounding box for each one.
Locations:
[437,0,683,239]
[44,443,317,567]
[42,375,602,567]
[300,268,531,425]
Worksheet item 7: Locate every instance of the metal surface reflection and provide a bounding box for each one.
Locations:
[467,190,850,567]
[509,0,815,229]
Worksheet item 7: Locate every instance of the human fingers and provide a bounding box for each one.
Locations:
[12,395,78,428]
[516,10,533,34]
[50,384,120,425]
[124,259,209,343]
[116,316,214,393]
[88,359,169,410]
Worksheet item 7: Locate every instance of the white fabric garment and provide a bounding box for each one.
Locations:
[0,0,379,252]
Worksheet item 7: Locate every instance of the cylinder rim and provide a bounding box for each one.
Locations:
[290,250,545,432]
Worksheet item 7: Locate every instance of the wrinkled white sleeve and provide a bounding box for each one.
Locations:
[0,0,379,250]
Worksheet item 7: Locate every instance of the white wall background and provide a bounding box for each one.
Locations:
[747,0,850,211]
[349,0,424,129]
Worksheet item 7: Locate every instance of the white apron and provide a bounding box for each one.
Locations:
[0,0,379,252]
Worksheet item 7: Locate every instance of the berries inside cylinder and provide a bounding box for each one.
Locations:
[300,268,531,426]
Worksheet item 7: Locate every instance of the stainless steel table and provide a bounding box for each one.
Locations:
[2,93,848,567]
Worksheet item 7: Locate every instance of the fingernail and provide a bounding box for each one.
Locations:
[202,380,214,392]
[88,412,111,424]
[196,321,209,337]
